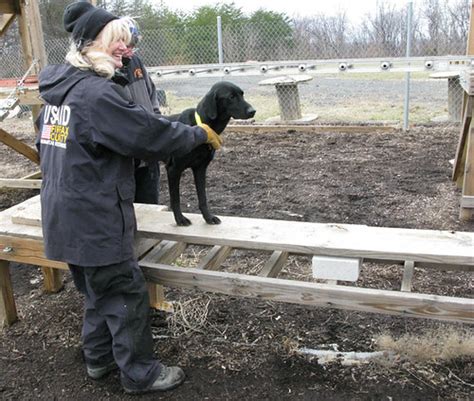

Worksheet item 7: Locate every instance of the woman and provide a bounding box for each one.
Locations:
[36,2,221,395]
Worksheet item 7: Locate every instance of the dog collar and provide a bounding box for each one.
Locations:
[194,111,203,126]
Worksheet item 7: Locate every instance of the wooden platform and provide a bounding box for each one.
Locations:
[1,195,473,327]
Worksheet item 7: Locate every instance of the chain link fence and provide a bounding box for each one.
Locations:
[0,9,469,125]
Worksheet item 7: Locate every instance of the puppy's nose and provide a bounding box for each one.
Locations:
[247,107,256,118]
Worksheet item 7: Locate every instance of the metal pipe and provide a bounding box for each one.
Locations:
[403,1,413,132]
[217,16,224,65]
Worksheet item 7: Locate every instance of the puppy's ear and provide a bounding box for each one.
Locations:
[201,90,218,120]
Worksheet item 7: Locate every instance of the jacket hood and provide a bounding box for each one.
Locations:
[39,64,93,106]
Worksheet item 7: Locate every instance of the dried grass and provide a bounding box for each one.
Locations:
[374,327,474,363]
[167,295,211,337]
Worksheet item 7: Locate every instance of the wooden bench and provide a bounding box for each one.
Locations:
[1,195,473,328]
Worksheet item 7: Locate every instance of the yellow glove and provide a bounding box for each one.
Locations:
[200,123,223,151]
[195,111,223,150]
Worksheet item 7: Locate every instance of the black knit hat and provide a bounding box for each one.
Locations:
[63,1,118,50]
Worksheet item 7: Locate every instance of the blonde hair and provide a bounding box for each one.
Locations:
[65,18,131,79]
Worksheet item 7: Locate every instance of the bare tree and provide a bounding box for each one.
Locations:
[293,12,350,59]
[447,0,470,53]
[363,1,405,57]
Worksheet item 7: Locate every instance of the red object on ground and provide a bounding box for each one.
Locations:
[0,75,39,87]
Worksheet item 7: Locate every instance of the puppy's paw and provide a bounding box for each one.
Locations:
[205,215,221,225]
[176,215,192,226]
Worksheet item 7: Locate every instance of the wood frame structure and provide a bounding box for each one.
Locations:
[1,196,473,328]
[0,0,44,184]
[453,0,474,221]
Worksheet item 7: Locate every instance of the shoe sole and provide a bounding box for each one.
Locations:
[123,377,185,394]
[87,364,118,380]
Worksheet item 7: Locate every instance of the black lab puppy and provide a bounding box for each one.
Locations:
[164,81,256,226]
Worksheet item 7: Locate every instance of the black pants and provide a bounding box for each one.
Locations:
[134,161,160,204]
[69,258,161,390]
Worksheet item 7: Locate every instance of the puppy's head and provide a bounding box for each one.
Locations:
[199,81,256,121]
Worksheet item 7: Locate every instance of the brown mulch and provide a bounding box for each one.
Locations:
[0,119,473,400]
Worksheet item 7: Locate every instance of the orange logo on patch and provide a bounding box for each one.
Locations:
[134,68,143,79]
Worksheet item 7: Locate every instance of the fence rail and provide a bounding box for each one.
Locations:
[0,14,469,126]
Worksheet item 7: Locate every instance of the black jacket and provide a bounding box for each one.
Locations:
[37,64,206,266]
[122,54,161,114]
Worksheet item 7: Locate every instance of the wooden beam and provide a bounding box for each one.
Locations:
[0,13,15,36]
[0,178,41,189]
[0,128,40,164]
[142,240,187,265]
[0,235,67,269]
[17,0,46,122]
[228,124,397,135]
[467,0,474,56]
[453,96,473,182]
[10,202,474,269]
[20,170,41,179]
[401,260,415,292]
[0,260,17,327]
[460,123,474,220]
[259,251,288,278]
[0,0,19,14]
[134,238,161,260]
[197,245,232,270]
[141,262,474,324]
[17,0,46,70]
[141,240,187,312]
[41,267,63,293]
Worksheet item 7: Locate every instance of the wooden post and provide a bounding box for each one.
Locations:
[41,267,63,293]
[0,260,17,327]
[455,0,474,220]
[460,123,474,220]
[17,0,47,124]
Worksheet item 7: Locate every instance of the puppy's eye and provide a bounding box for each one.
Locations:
[229,94,235,99]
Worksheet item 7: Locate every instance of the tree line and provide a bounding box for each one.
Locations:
[0,0,470,75]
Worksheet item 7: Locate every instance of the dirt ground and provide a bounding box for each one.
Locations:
[0,117,473,401]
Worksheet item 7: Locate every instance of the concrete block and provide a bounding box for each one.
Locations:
[312,255,361,282]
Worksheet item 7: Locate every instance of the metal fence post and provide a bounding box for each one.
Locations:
[217,16,224,64]
[403,1,413,131]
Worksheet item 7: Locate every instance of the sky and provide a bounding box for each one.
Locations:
[154,0,418,21]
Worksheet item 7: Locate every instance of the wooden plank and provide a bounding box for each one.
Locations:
[0,178,41,189]
[11,201,168,227]
[228,124,397,134]
[0,1,19,14]
[135,211,474,268]
[467,0,474,56]
[0,128,40,164]
[8,199,474,268]
[452,96,472,182]
[141,240,186,312]
[259,250,288,278]
[401,260,415,292]
[0,235,67,269]
[41,267,63,293]
[460,121,474,220]
[20,170,41,180]
[0,260,17,327]
[0,13,15,36]
[142,240,187,264]
[134,238,161,260]
[197,245,232,270]
[140,262,474,324]
[0,87,42,105]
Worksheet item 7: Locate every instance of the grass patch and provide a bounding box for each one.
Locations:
[374,327,474,363]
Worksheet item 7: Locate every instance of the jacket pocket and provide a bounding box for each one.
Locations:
[117,181,136,237]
